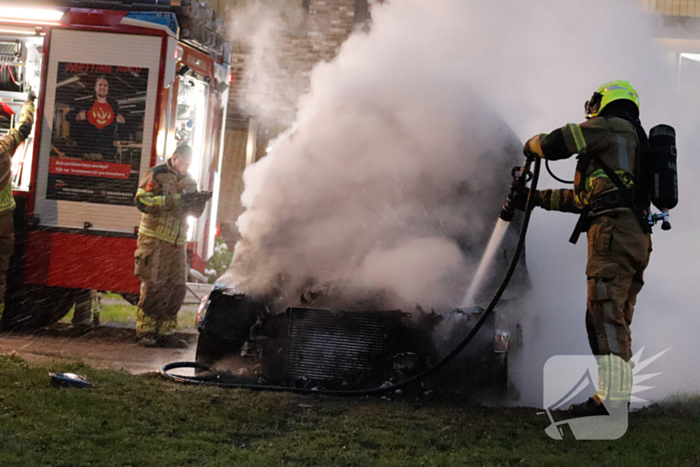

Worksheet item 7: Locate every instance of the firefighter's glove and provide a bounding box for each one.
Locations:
[16,101,35,139]
[26,90,36,104]
[523,133,546,159]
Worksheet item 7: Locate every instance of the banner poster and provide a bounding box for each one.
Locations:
[47,62,149,206]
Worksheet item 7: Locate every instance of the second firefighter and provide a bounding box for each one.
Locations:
[134,144,212,348]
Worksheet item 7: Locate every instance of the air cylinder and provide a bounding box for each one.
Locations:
[648,124,678,212]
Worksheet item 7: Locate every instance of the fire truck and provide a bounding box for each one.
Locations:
[0,2,230,329]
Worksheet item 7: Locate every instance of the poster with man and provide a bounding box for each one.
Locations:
[47,62,149,206]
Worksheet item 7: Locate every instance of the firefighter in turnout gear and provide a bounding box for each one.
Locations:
[515,81,651,416]
[134,144,211,347]
[0,93,34,326]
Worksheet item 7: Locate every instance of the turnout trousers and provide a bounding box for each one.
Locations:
[585,209,651,403]
[134,236,187,337]
[0,210,13,317]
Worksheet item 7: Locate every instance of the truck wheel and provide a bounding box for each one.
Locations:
[3,285,82,331]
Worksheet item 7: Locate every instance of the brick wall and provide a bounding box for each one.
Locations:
[217,0,364,245]
[225,0,360,124]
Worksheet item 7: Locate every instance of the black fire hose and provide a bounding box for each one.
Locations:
[162,157,542,396]
[545,159,574,185]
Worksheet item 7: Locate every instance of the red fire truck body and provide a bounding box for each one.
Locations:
[0,4,230,328]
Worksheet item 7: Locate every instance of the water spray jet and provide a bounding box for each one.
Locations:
[461,157,536,308]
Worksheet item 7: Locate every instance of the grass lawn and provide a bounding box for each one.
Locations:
[60,294,198,330]
[0,355,698,466]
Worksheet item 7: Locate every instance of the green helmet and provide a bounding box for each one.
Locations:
[584,80,640,118]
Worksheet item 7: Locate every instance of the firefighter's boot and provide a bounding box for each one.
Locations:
[136,332,158,348]
[157,334,189,349]
[568,397,608,417]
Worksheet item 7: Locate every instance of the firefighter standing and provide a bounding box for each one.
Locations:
[134,144,211,347]
[0,93,34,326]
[516,81,651,415]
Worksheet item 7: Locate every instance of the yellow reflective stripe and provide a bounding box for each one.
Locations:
[568,123,587,153]
[138,226,174,242]
[0,183,15,213]
[138,225,185,245]
[136,307,157,334]
[609,356,632,402]
[596,354,633,402]
[136,189,165,208]
[550,190,561,211]
[585,169,634,193]
[159,318,177,336]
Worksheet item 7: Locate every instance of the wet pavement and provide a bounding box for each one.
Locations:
[0,324,198,374]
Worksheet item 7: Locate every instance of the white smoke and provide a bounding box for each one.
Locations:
[225,0,311,127]
[225,0,699,406]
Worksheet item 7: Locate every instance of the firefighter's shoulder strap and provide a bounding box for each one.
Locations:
[569,206,590,244]
[596,115,652,234]
[593,154,651,234]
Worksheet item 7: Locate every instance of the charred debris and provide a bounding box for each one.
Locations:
[195,284,522,396]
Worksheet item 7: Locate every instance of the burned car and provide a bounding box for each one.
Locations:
[194,95,530,394]
[194,282,523,393]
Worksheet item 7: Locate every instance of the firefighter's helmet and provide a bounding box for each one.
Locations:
[584,80,639,118]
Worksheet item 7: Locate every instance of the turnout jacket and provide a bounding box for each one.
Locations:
[532,116,642,213]
[135,159,205,246]
[0,102,34,214]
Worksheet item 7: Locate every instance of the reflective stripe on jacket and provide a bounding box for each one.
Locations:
[135,160,198,246]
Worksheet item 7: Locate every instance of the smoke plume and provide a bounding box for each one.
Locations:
[225,0,312,128]
[225,0,698,406]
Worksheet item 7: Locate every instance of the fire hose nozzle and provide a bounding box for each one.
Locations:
[499,160,533,222]
[499,195,517,222]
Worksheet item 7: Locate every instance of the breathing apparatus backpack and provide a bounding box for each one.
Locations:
[646,124,678,229]
[627,122,678,231]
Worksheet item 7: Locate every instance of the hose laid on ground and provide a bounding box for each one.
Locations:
[162,157,542,396]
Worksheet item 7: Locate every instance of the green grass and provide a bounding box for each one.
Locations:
[0,354,698,467]
[61,297,197,330]
[101,292,125,300]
